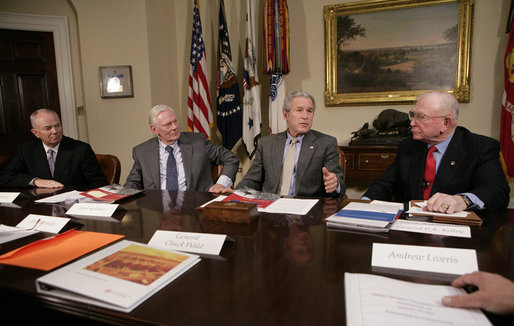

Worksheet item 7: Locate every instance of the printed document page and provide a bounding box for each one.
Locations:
[345,273,491,326]
[260,198,318,215]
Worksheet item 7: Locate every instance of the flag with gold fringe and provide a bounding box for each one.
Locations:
[188,0,213,139]
[263,0,289,135]
[263,0,290,74]
[217,0,242,150]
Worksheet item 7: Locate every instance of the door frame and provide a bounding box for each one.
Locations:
[0,11,78,138]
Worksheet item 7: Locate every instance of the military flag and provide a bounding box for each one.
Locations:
[501,19,514,179]
[263,0,289,134]
[216,0,242,150]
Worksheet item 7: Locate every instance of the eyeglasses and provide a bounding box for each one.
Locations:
[408,111,446,122]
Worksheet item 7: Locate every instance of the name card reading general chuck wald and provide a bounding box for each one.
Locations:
[148,230,227,256]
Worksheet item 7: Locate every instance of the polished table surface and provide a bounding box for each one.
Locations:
[0,189,513,325]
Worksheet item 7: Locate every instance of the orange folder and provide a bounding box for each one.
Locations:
[0,229,124,271]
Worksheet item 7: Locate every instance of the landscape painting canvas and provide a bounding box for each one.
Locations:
[338,3,457,93]
[324,0,473,106]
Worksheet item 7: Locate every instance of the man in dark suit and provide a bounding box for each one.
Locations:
[0,109,107,188]
[236,90,344,197]
[363,91,509,213]
[124,105,239,193]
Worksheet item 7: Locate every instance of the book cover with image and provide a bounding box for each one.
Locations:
[36,240,200,312]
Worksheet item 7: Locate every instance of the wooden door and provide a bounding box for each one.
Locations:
[0,28,60,165]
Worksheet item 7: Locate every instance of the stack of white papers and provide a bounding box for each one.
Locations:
[345,273,491,326]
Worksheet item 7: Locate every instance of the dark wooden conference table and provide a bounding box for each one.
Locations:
[0,188,513,325]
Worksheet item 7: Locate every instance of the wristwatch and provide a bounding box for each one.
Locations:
[459,195,472,209]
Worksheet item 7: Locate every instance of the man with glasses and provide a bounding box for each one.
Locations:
[0,108,107,189]
[363,91,509,213]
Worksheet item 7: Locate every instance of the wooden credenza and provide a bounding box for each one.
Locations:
[339,145,398,186]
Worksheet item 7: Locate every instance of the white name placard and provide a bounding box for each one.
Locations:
[148,230,227,255]
[66,203,118,217]
[0,192,20,203]
[391,220,471,238]
[372,243,478,276]
[16,214,70,234]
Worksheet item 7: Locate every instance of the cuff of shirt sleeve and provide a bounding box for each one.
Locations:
[458,192,484,210]
[216,175,233,189]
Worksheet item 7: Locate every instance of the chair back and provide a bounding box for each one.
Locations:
[96,154,121,184]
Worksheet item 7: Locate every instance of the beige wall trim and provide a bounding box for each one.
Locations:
[0,11,77,138]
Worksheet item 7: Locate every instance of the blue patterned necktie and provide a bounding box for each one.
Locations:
[47,149,55,177]
[165,146,178,191]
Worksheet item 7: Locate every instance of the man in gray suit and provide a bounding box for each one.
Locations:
[124,105,239,193]
[236,90,345,197]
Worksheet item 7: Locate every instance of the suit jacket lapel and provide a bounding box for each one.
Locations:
[433,128,463,192]
[35,140,53,179]
[408,142,427,199]
[53,137,69,180]
[271,133,287,193]
[147,138,161,189]
[179,137,192,190]
[295,131,316,189]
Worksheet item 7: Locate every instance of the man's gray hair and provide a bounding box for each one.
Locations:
[282,90,316,112]
[148,104,175,127]
[416,91,459,121]
[30,108,59,128]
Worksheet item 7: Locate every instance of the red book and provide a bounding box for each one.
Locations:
[81,185,142,203]
[221,192,275,209]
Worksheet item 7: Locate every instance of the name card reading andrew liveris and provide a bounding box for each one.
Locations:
[371,243,478,276]
[148,230,227,256]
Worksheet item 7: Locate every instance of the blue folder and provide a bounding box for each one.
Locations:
[335,209,400,222]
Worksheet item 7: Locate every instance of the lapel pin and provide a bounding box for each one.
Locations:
[450,161,456,166]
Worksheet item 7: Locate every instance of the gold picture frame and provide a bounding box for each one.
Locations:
[324,0,474,106]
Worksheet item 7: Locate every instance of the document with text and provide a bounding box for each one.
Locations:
[345,273,491,326]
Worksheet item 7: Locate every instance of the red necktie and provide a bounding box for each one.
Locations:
[423,146,437,200]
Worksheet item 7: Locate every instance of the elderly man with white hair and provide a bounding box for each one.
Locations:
[363,91,509,213]
[125,105,239,193]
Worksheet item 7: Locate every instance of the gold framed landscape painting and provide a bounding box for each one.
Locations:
[324,0,474,106]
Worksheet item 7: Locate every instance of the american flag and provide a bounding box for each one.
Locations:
[187,0,213,139]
